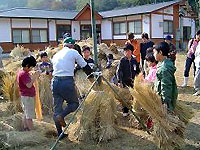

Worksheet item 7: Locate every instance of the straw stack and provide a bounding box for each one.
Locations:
[74,69,92,96]
[10,45,31,60]
[174,101,194,125]
[76,83,118,142]
[103,60,119,80]
[109,43,118,54]
[45,47,58,59]
[129,77,187,150]
[38,75,53,115]
[5,60,22,73]
[2,73,22,113]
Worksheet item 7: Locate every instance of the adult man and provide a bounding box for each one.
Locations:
[140,33,154,76]
[51,37,92,138]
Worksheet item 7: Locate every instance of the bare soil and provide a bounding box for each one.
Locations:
[0,53,200,150]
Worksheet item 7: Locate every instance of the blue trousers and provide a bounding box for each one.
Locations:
[51,76,79,135]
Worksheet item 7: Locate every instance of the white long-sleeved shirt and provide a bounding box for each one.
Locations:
[195,43,200,69]
[52,47,87,77]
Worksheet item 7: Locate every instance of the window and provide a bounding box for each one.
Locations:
[57,25,71,41]
[32,29,48,43]
[183,26,191,40]
[113,22,126,35]
[164,21,173,34]
[13,29,30,43]
[128,21,142,34]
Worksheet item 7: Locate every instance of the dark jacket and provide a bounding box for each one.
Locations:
[140,41,154,60]
[117,56,140,87]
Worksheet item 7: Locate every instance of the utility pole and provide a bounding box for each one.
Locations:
[90,0,98,69]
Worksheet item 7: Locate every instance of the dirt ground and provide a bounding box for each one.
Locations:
[0,53,200,150]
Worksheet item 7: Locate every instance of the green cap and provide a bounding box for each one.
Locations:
[63,37,75,45]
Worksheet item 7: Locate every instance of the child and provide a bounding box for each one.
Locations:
[106,54,114,69]
[17,56,39,131]
[82,46,94,71]
[38,52,53,75]
[144,50,157,83]
[143,49,157,129]
[117,43,140,116]
[153,42,178,111]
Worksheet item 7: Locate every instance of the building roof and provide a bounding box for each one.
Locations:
[0,8,78,20]
[99,0,180,18]
[0,0,180,20]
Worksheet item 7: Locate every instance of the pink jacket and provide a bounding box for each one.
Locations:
[144,65,157,83]
[187,39,199,58]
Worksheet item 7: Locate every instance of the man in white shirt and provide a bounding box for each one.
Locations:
[51,37,93,138]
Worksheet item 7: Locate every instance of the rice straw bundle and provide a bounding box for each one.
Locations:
[2,73,22,113]
[5,60,22,73]
[103,60,119,80]
[38,75,53,115]
[10,45,31,60]
[74,70,92,95]
[174,101,194,125]
[45,47,58,58]
[129,77,186,150]
[76,84,118,142]
[98,43,121,60]
[109,43,118,54]
[0,69,5,94]
[110,83,133,107]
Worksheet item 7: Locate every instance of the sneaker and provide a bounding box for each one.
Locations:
[181,83,187,88]
[193,91,200,96]
[56,115,66,127]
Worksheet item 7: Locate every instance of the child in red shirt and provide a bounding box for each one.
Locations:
[17,56,39,131]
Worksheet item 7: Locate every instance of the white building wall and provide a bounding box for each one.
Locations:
[191,19,196,38]
[101,19,112,40]
[0,18,12,42]
[151,14,164,38]
[31,19,47,28]
[142,14,150,36]
[49,20,56,41]
[56,20,71,24]
[12,19,30,28]
[72,21,80,40]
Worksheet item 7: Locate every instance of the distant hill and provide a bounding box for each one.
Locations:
[0,0,177,11]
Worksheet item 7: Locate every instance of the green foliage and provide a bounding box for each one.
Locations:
[0,0,188,11]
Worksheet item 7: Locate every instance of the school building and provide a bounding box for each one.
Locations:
[0,0,197,52]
